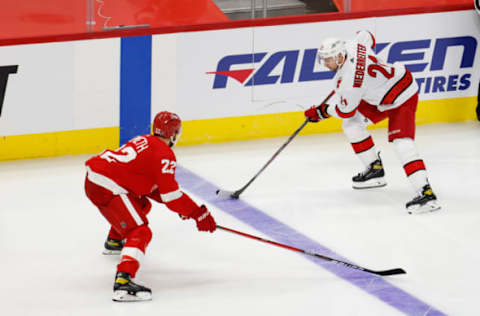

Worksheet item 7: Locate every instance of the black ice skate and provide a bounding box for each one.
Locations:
[352,155,387,189]
[112,272,152,302]
[406,184,441,214]
[102,237,124,255]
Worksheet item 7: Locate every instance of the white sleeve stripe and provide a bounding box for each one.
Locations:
[120,194,144,226]
[160,190,183,203]
[86,166,128,195]
[121,247,145,263]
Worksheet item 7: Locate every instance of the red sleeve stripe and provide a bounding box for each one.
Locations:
[403,159,426,176]
[380,69,413,105]
[335,106,357,118]
[351,136,374,154]
[367,31,376,49]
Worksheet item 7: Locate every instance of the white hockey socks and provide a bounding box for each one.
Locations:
[392,137,428,193]
[342,115,378,167]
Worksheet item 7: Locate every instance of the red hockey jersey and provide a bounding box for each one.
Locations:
[86,134,198,217]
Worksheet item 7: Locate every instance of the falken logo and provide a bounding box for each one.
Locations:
[207,36,477,94]
[206,50,333,89]
[0,65,18,117]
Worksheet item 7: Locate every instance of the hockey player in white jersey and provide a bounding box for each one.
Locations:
[304,31,440,214]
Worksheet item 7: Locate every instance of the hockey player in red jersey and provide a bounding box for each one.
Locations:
[84,111,216,302]
[304,31,440,214]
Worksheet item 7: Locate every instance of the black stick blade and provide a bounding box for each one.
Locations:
[230,191,241,199]
[374,268,407,276]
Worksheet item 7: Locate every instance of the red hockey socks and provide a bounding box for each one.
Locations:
[117,225,152,278]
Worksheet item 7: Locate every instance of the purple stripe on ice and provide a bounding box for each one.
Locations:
[176,166,445,316]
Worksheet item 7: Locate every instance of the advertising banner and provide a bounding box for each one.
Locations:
[154,10,479,120]
[0,38,120,136]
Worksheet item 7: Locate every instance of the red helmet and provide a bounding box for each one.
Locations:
[153,111,182,146]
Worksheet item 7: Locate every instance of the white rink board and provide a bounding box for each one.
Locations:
[153,27,255,121]
[0,38,120,136]
[153,9,480,120]
[0,9,477,138]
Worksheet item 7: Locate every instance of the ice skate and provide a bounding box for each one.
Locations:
[102,237,124,255]
[406,184,441,214]
[352,155,387,189]
[112,272,152,302]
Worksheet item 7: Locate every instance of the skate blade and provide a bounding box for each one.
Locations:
[407,201,441,215]
[352,178,387,189]
[112,290,152,302]
[102,249,121,255]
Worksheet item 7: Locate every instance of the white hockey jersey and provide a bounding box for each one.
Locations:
[327,31,418,119]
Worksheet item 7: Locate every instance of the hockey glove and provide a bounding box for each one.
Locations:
[190,205,216,233]
[304,104,330,122]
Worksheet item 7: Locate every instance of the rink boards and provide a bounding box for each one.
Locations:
[0,6,478,160]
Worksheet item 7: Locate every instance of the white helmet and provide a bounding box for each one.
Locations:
[317,38,346,65]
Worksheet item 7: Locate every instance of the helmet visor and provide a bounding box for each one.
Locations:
[317,53,336,67]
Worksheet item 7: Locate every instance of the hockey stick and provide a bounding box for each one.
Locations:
[216,90,336,199]
[217,225,406,276]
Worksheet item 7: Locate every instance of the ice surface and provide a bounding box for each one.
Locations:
[1,122,479,315]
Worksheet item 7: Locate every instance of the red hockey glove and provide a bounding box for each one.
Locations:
[190,205,216,233]
[304,104,330,122]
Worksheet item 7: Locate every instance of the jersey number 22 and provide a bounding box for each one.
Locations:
[100,146,137,163]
